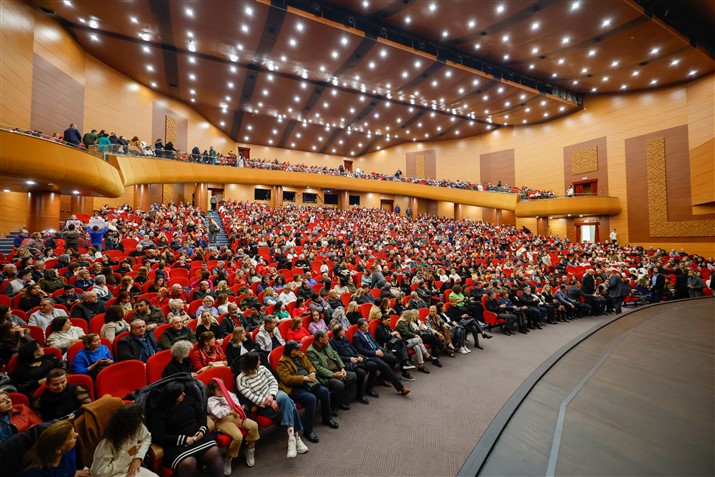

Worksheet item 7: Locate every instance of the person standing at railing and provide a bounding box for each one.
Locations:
[97,132,111,153]
[154,138,164,158]
[128,136,142,155]
[191,145,200,162]
[82,129,97,148]
[209,146,217,164]
[63,123,82,146]
[165,140,178,159]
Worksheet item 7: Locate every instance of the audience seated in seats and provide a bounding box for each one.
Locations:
[206,379,259,473]
[276,340,338,444]
[90,403,158,477]
[285,316,311,342]
[18,284,46,313]
[163,341,195,378]
[351,318,410,395]
[235,352,308,459]
[36,368,92,421]
[132,299,165,332]
[100,305,129,342]
[0,319,31,365]
[224,327,261,369]
[159,316,197,350]
[10,341,61,398]
[166,298,191,326]
[306,330,358,414]
[307,309,329,336]
[45,317,85,352]
[255,316,285,353]
[71,291,107,324]
[219,302,247,337]
[329,324,376,403]
[116,319,159,362]
[395,311,434,374]
[71,334,114,378]
[19,420,90,477]
[190,331,227,373]
[146,382,223,477]
[28,298,67,330]
[0,390,42,443]
[195,310,224,340]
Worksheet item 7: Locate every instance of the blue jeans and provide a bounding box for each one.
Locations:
[257,390,302,430]
[290,385,332,433]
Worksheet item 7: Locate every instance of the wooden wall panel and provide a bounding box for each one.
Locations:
[687,78,715,206]
[0,0,35,129]
[480,149,515,187]
[32,13,85,84]
[0,191,28,235]
[152,103,188,151]
[405,150,436,179]
[563,137,609,196]
[31,54,85,135]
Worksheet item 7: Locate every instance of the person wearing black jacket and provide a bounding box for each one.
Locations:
[516,286,546,329]
[116,319,159,362]
[352,319,410,395]
[485,291,520,335]
[581,270,607,315]
[374,314,415,381]
[329,325,373,403]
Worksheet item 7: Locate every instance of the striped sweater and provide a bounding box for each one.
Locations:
[236,366,279,407]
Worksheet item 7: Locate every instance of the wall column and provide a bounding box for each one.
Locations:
[27,191,60,232]
[408,197,418,219]
[454,203,463,221]
[69,196,94,216]
[272,186,283,207]
[134,184,151,211]
[195,183,208,211]
[337,191,349,210]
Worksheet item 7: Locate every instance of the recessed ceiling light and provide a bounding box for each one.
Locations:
[581,67,588,73]
[474,42,481,50]
[151,82,157,88]
[602,18,612,27]
[558,58,565,64]
[189,89,196,95]
[572,80,579,85]
[532,46,539,54]
[650,79,658,85]
[289,38,297,47]
[187,41,196,52]
[468,19,476,28]
[620,84,627,90]
[187,31,193,38]
[631,70,639,77]
[331,50,338,59]
[559,106,565,112]
[540,100,546,106]
[229,54,238,62]
[414,60,422,68]
[526,107,531,112]
[189,73,196,80]
[688,69,697,77]
[241,24,249,33]
[405,16,411,24]
[88,18,99,29]
[362,0,369,7]
[496,4,505,14]
[442,30,448,38]
[219,121,225,126]
[611,60,619,68]
[670,59,680,66]
[341,37,348,46]
[90,34,99,41]
[368,61,376,69]
[602,76,609,82]
[562,36,570,45]
[502,34,509,42]
[185,7,193,17]
[230,66,237,73]
[130,16,138,24]
[429,2,437,12]
[571,1,581,11]
[25,180,36,185]
[588,49,597,57]
[650,47,660,55]
[529,64,535,70]
[591,87,597,92]
[503,54,509,60]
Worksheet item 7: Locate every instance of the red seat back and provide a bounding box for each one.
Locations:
[346,324,358,342]
[268,346,284,371]
[196,365,235,392]
[146,349,172,384]
[96,360,147,399]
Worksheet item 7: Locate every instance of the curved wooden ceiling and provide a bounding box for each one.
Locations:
[26,0,715,157]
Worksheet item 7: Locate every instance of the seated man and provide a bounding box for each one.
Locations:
[220,302,250,336]
[54,285,82,308]
[28,298,67,330]
[329,324,373,403]
[193,281,215,300]
[159,316,197,350]
[276,340,338,444]
[352,318,410,395]
[306,330,357,415]
[239,289,261,311]
[70,333,113,378]
[132,298,166,331]
[70,291,107,323]
[406,291,428,310]
[254,315,285,353]
[116,319,159,362]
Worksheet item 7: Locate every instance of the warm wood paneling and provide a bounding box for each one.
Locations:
[516,197,621,218]
[563,137,609,196]
[32,13,85,84]
[480,149,515,187]
[31,54,84,135]
[0,191,28,235]
[0,1,34,129]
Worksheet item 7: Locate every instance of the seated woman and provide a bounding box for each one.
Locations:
[194,296,218,320]
[116,291,135,315]
[195,310,224,339]
[224,327,259,366]
[151,287,171,307]
[273,301,290,321]
[90,403,158,477]
[306,310,328,335]
[70,334,113,378]
[146,275,166,294]
[345,301,363,325]
[0,389,42,443]
[20,420,90,477]
[262,287,278,306]
[162,341,195,378]
[394,310,434,374]
[189,331,227,373]
[214,294,230,316]
[291,298,308,318]
[214,281,234,298]
[100,305,129,342]
[36,368,92,421]
[18,284,46,312]
[166,299,191,325]
[206,379,259,474]
[0,320,31,365]
[284,317,310,342]
[235,352,308,459]
[147,382,223,477]
[10,341,61,398]
[45,317,85,353]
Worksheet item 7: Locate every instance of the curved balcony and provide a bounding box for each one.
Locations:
[0,129,125,197]
[112,156,520,211]
[515,196,622,217]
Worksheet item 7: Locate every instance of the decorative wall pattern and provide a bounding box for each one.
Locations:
[571,146,599,174]
[162,184,174,204]
[415,154,426,178]
[165,116,177,144]
[646,138,715,237]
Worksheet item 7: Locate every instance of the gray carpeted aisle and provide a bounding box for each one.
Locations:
[229,315,612,476]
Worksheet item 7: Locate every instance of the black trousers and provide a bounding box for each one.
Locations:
[368,356,403,391]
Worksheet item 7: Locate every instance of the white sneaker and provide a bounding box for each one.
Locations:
[223,456,232,476]
[245,446,255,467]
[287,438,297,459]
[464,346,472,353]
[295,435,309,454]
[458,347,469,355]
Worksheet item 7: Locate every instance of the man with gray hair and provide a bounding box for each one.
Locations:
[163,340,196,378]
[70,291,107,323]
[255,315,285,352]
[29,297,67,329]
[159,315,197,350]
[116,318,159,362]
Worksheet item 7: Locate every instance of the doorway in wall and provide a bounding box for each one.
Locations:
[208,188,224,210]
[380,199,394,212]
[343,160,353,172]
[573,179,598,196]
[575,221,600,243]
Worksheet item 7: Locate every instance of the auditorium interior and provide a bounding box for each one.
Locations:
[1,0,714,476]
